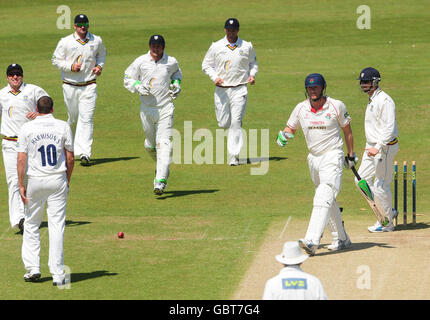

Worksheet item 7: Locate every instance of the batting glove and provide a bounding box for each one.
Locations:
[276,131,294,147]
[344,152,359,169]
[169,80,181,100]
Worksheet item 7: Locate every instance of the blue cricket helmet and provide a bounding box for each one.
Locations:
[305,73,326,88]
[358,67,381,81]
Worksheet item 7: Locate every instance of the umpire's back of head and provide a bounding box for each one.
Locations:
[37,96,53,114]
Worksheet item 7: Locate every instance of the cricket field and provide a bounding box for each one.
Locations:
[0,0,429,300]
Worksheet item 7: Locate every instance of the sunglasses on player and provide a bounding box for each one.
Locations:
[75,22,89,28]
[7,71,23,77]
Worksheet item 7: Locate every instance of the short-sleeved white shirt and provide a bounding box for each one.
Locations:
[262,265,327,300]
[17,114,73,177]
[287,97,351,156]
[0,83,48,137]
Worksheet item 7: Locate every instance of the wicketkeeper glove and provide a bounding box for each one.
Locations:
[133,81,151,96]
[344,152,359,169]
[169,80,181,100]
[276,131,294,147]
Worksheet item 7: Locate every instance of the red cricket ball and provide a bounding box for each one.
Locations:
[117,232,124,239]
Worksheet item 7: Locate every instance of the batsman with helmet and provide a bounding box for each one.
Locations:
[356,67,399,232]
[277,73,357,256]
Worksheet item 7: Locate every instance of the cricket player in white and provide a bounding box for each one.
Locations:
[17,96,74,285]
[356,67,399,232]
[52,14,106,166]
[263,241,327,300]
[0,64,48,232]
[124,35,182,194]
[277,74,357,255]
[202,18,258,166]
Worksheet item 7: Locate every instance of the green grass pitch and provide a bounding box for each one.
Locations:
[0,0,429,299]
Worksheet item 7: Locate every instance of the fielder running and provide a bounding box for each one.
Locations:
[17,96,74,285]
[356,67,399,232]
[124,35,182,194]
[202,18,258,166]
[52,14,107,166]
[263,241,327,300]
[0,64,48,233]
[277,73,357,255]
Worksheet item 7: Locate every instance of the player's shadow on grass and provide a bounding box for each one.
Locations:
[39,220,91,229]
[37,270,118,284]
[156,189,219,200]
[317,242,394,256]
[246,156,287,163]
[80,156,140,166]
[71,270,118,283]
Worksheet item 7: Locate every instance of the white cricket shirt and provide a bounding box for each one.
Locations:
[262,265,327,300]
[52,32,107,84]
[0,83,48,137]
[124,51,182,107]
[364,89,398,151]
[202,36,258,87]
[17,114,73,177]
[287,97,351,156]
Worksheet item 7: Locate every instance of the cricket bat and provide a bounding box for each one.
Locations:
[351,166,390,226]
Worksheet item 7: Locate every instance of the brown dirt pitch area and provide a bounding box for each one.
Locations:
[233,214,429,300]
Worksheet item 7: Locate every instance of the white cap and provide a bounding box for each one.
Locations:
[275,241,309,265]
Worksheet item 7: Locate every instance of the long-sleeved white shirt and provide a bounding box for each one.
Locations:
[262,265,327,300]
[202,36,258,87]
[17,114,73,177]
[0,83,48,137]
[124,51,182,107]
[287,97,352,156]
[52,32,107,84]
[364,89,398,151]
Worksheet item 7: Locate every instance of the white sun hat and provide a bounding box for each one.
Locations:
[275,241,309,265]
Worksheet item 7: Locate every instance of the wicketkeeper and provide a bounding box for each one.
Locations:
[124,35,182,195]
[277,73,357,255]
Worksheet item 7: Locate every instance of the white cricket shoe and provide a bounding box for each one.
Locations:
[154,179,167,195]
[328,234,352,251]
[228,155,239,166]
[299,239,317,256]
[368,220,395,233]
[24,270,41,282]
[53,274,66,287]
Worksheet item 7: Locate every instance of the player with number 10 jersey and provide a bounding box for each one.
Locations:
[18,114,73,177]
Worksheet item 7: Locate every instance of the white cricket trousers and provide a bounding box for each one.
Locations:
[62,83,97,158]
[357,142,399,217]
[22,173,68,277]
[214,85,247,157]
[305,149,347,245]
[140,103,174,181]
[1,139,25,228]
